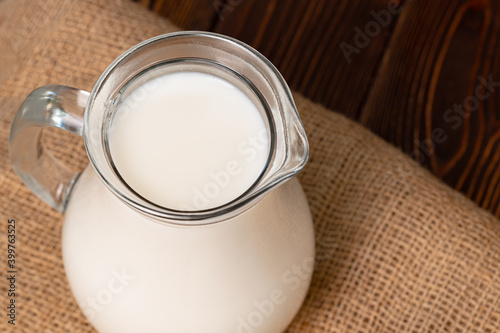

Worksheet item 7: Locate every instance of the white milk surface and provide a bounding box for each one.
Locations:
[109,71,269,210]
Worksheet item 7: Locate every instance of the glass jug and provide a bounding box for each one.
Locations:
[9,32,315,333]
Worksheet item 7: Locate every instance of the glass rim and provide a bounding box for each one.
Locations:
[83,31,308,226]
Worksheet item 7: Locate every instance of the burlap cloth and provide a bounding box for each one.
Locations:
[1,0,500,332]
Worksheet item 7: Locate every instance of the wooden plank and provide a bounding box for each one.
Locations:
[138,0,152,9]
[361,0,500,214]
[134,0,218,30]
[211,0,403,119]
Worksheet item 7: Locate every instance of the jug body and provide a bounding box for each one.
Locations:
[63,166,315,333]
[9,31,315,333]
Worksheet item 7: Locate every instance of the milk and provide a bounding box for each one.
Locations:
[62,69,315,333]
[63,169,314,333]
[109,71,269,210]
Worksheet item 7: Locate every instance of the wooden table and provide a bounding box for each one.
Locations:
[135,0,500,218]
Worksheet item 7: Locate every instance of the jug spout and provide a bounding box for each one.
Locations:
[251,95,309,202]
[268,100,309,187]
[288,119,310,172]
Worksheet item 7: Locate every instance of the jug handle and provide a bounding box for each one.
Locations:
[9,85,89,213]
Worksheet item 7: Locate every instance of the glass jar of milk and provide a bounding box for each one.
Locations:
[10,32,315,333]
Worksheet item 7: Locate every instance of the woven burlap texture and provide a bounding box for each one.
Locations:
[1,0,500,332]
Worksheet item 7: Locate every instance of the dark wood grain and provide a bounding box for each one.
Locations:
[134,0,500,218]
[361,0,500,212]
[134,0,219,30]
[212,0,403,119]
